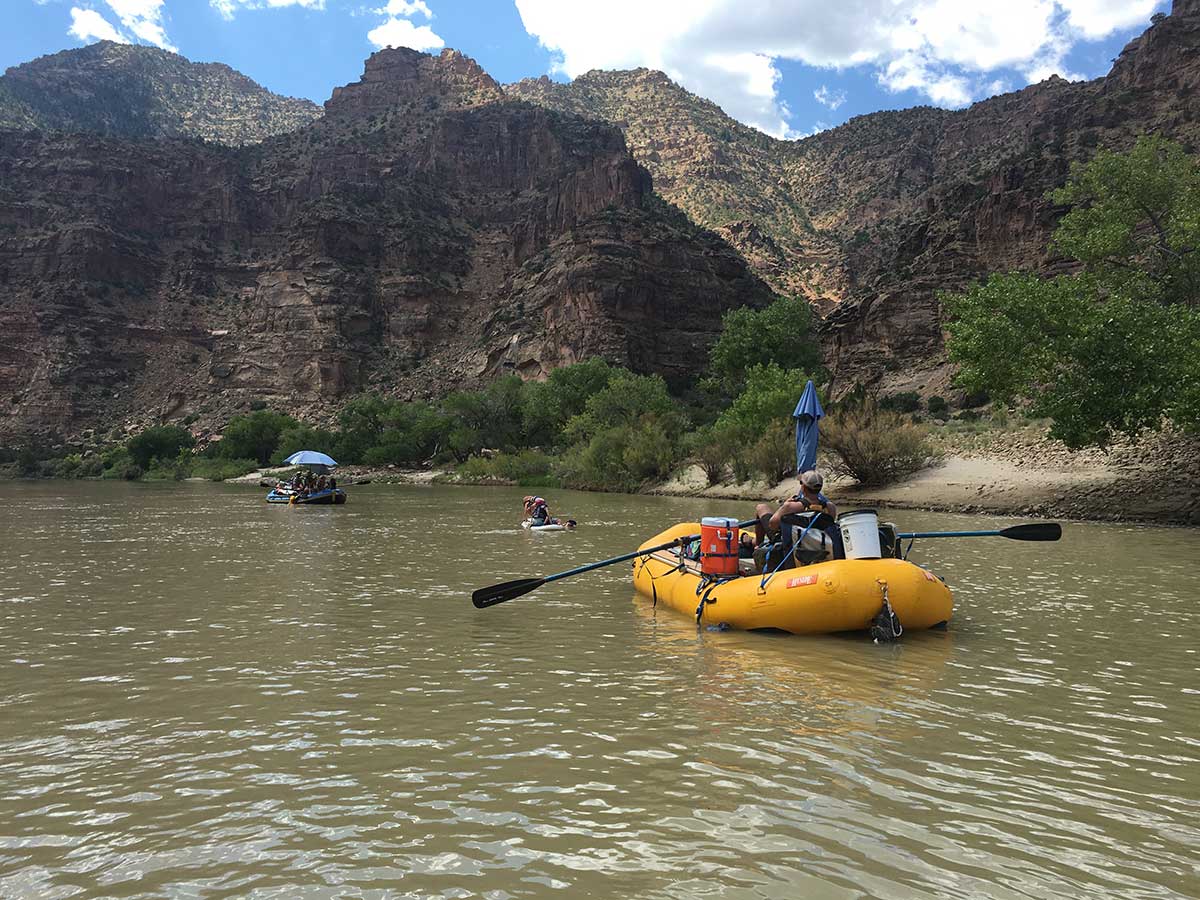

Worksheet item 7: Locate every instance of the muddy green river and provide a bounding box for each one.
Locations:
[0,481,1197,898]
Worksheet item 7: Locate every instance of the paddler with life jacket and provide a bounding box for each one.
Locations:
[752,470,841,572]
[523,495,552,526]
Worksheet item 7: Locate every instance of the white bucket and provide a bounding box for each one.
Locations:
[839,510,881,559]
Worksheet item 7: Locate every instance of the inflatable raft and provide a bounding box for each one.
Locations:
[266,487,347,505]
[632,522,952,635]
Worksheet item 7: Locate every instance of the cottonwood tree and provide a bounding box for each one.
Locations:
[944,136,1200,447]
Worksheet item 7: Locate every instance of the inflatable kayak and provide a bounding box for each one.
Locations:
[522,518,576,532]
[632,522,952,635]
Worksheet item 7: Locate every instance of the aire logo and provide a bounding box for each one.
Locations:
[786,574,819,588]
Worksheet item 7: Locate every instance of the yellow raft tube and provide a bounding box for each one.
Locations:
[632,522,953,635]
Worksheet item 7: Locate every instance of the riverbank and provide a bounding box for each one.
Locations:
[654,425,1200,526]
[15,423,1196,526]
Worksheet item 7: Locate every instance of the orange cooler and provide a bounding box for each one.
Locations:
[700,516,740,576]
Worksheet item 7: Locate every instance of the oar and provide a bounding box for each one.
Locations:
[896,523,1062,541]
[474,518,757,609]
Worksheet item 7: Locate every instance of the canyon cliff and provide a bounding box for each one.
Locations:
[510,1,1200,391]
[0,48,771,442]
[3,2,1200,444]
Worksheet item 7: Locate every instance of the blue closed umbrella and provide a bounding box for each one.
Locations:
[284,450,338,468]
[792,380,824,475]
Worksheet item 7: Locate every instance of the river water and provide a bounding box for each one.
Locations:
[0,481,1197,899]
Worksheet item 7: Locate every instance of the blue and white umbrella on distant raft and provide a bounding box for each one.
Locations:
[284,450,338,472]
[793,380,824,475]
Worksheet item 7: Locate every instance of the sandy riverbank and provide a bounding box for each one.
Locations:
[653,426,1200,526]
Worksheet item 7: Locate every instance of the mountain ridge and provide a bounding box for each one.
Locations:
[0,41,321,145]
[0,46,770,443]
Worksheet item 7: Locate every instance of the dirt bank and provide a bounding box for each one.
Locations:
[654,427,1200,526]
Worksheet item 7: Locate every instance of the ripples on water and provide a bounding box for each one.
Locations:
[0,482,1197,898]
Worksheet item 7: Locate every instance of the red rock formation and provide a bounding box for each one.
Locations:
[0,49,771,443]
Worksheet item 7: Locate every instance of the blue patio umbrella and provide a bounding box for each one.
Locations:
[284,450,338,469]
[792,380,824,475]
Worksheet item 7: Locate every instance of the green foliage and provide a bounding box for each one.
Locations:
[189,457,260,481]
[459,450,557,485]
[879,391,921,413]
[1050,136,1200,307]
[443,376,526,458]
[946,272,1198,446]
[558,415,682,492]
[709,296,823,383]
[126,425,195,468]
[821,399,940,486]
[687,426,737,486]
[927,395,949,418]
[565,372,683,441]
[713,364,807,443]
[944,136,1200,447]
[521,358,616,446]
[218,410,297,464]
[746,419,796,484]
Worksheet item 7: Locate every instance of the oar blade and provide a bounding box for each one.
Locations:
[999,522,1062,542]
[472,577,546,609]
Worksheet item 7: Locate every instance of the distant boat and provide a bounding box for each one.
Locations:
[267,450,347,505]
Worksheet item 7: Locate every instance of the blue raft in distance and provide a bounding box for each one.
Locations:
[266,487,347,505]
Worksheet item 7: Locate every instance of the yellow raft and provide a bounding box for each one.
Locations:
[632,522,953,635]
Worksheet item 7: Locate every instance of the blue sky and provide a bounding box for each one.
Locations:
[4,1,1169,138]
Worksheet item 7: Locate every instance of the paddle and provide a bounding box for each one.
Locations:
[896,523,1062,541]
[474,518,757,609]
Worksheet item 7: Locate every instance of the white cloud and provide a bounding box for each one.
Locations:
[514,0,1169,135]
[69,7,126,43]
[377,0,432,17]
[1058,0,1162,40]
[813,85,846,110]
[105,0,177,52]
[210,0,326,21]
[367,16,444,50]
[365,0,444,52]
[67,2,175,52]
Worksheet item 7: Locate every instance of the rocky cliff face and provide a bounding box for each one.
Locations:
[0,48,771,442]
[0,41,321,145]
[508,3,1200,391]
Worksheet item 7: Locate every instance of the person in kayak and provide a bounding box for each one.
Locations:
[753,470,840,570]
[524,495,552,526]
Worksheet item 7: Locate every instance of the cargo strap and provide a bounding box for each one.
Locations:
[694,581,721,625]
[635,552,687,609]
[870,580,903,643]
[758,514,822,591]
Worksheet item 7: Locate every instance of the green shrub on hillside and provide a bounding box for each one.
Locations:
[127,425,195,468]
[880,391,921,414]
[746,419,795,484]
[218,410,297,464]
[822,399,940,486]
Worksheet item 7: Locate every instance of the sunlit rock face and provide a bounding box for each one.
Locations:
[0,47,770,442]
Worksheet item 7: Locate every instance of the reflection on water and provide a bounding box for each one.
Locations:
[1,481,1197,898]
